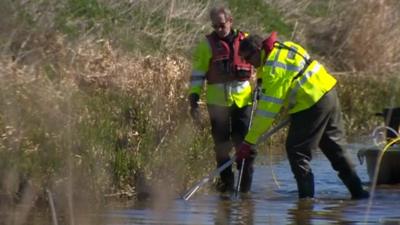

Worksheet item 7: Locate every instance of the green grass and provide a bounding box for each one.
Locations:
[11,0,293,54]
[305,0,332,18]
[228,0,292,37]
[338,73,400,135]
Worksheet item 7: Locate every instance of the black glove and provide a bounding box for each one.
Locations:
[188,93,200,121]
[188,93,199,108]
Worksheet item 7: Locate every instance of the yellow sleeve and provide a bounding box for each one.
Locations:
[189,39,212,95]
[245,67,291,144]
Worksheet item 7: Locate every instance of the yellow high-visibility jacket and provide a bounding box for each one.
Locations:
[189,30,252,108]
[245,41,337,144]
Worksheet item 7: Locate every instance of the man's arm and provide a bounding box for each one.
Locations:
[189,39,211,95]
[188,38,212,121]
[244,71,291,144]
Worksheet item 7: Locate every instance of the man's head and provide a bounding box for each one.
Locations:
[239,35,264,68]
[209,6,233,38]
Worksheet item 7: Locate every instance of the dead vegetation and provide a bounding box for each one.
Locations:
[0,29,195,223]
[271,0,400,73]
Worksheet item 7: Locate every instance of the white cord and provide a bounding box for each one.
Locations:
[371,126,400,148]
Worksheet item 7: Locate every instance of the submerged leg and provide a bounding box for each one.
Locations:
[208,105,235,193]
[319,89,369,199]
[236,153,256,193]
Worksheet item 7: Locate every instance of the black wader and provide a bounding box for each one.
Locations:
[207,103,254,192]
[286,88,368,199]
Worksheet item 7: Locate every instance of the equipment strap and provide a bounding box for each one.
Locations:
[274,41,312,81]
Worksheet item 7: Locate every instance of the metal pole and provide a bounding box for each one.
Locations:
[234,80,261,197]
[182,118,290,201]
[234,158,245,198]
[248,80,261,129]
[47,189,59,225]
[182,157,236,201]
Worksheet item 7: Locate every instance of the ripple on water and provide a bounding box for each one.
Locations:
[106,148,400,225]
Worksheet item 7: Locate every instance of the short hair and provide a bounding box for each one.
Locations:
[239,35,264,54]
[209,6,232,20]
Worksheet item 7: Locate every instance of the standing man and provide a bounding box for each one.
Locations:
[236,34,369,199]
[188,6,254,193]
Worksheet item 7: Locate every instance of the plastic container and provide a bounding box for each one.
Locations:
[357,146,400,184]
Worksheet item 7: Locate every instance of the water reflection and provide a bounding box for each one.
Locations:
[8,144,400,225]
[287,198,357,225]
[287,199,314,225]
[105,144,400,225]
[214,197,254,225]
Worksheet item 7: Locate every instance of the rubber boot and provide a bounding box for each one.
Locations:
[339,173,369,199]
[216,164,234,193]
[295,173,315,199]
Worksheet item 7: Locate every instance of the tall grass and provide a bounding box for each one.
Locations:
[304,0,400,73]
[0,35,214,223]
[337,73,400,136]
[266,0,400,74]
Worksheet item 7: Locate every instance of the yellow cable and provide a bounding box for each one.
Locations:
[268,146,281,189]
[382,136,400,152]
[364,136,400,224]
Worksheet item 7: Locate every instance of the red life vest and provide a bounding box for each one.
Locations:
[262,31,278,57]
[205,31,253,84]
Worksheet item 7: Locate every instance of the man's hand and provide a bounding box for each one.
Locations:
[235,142,254,162]
[188,93,200,122]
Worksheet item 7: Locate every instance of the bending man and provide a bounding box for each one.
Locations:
[236,34,369,199]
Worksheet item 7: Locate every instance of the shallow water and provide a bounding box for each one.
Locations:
[105,143,400,225]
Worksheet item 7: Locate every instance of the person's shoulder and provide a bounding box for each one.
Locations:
[197,37,210,47]
[242,32,250,37]
[281,41,305,49]
[193,36,211,54]
[233,29,245,34]
[234,29,250,39]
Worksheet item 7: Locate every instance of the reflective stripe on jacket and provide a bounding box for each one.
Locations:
[189,30,252,108]
[245,41,337,144]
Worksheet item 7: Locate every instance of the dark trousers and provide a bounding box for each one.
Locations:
[286,88,365,198]
[207,103,254,192]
